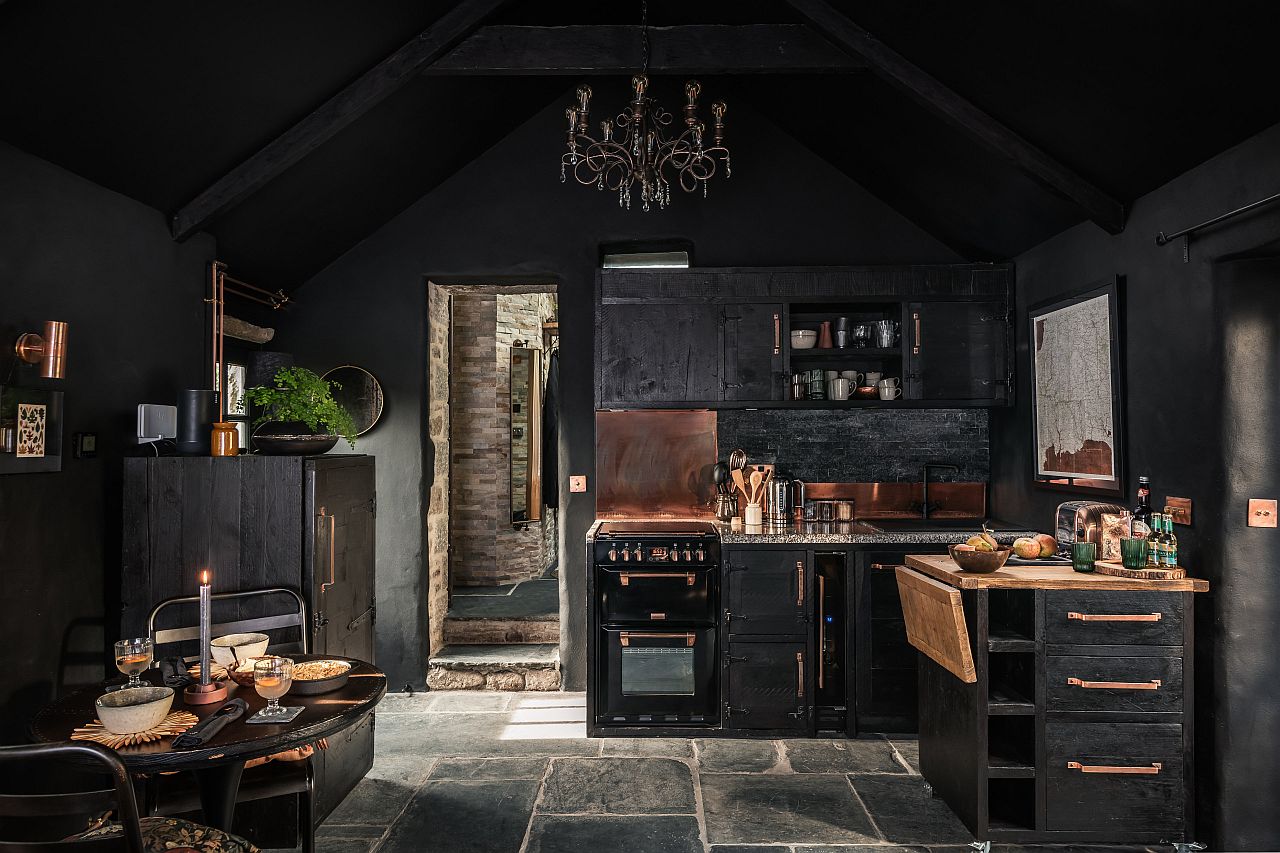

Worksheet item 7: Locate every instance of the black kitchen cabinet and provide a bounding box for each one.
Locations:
[598,301,722,404]
[726,548,809,635]
[724,638,809,731]
[722,302,784,401]
[907,301,1010,402]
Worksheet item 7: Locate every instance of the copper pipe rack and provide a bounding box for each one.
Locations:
[212,262,294,310]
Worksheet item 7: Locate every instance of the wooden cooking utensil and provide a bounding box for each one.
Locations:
[749,469,764,505]
[732,467,748,501]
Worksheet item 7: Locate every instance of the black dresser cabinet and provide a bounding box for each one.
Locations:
[121,454,376,826]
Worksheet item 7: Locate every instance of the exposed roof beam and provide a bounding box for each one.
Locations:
[428,24,866,75]
[786,0,1125,234]
[170,0,514,240]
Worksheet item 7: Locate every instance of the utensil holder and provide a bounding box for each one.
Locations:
[744,503,763,527]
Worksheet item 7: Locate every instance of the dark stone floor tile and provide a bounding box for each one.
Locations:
[417,691,516,712]
[786,738,909,774]
[795,846,929,853]
[380,779,539,853]
[695,739,782,773]
[539,757,696,814]
[324,776,417,825]
[701,774,879,845]
[526,815,702,853]
[713,846,797,853]
[598,737,694,758]
[308,840,374,853]
[375,709,596,758]
[849,774,973,844]
[889,738,920,773]
[317,824,384,840]
[429,756,548,780]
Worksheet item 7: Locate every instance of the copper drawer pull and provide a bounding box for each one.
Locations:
[796,561,805,606]
[773,313,781,355]
[1067,677,1162,690]
[620,572,696,586]
[619,632,696,646]
[912,311,921,355]
[319,507,337,594]
[869,563,903,571]
[1067,761,1162,775]
[796,651,805,698]
[1067,611,1162,622]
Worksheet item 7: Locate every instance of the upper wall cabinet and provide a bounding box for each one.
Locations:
[596,265,1013,409]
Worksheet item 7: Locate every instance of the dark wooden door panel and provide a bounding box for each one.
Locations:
[597,302,722,404]
[725,639,808,731]
[722,303,783,401]
[307,457,376,663]
[908,301,1008,401]
[726,549,808,635]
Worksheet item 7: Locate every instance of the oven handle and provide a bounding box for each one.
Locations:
[619,631,697,647]
[619,572,696,586]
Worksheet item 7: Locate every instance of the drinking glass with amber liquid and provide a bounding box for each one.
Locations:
[253,656,295,718]
[114,638,153,689]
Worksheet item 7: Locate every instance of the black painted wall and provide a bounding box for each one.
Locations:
[717,409,988,483]
[274,96,961,693]
[0,143,215,741]
[989,121,1280,850]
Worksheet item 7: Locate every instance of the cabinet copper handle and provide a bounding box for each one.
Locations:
[619,631,696,646]
[619,572,695,586]
[869,563,903,571]
[912,311,921,355]
[1067,677,1161,690]
[319,507,337,594]
[773,313,781,355]
[1067,761,1162,775]
[1068,611,1162,622]
[796,561,805,606]
[796,651,805,698]
[817,575,826,690]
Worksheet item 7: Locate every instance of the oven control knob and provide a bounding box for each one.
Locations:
[670,549,680,562]
[683,549,693,562]
[630,546,642,561]
[608,548,618,562]
[621,547,631,562]
[695,548,706,562]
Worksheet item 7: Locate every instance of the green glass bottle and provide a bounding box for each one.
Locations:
[1147,513,1164,567]
[1163,513,1179,568]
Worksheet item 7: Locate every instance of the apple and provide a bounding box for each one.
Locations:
[1035,534,1058,557]
[1012,537,1041,559]
[965,534,995,553]
[953,543,977,552]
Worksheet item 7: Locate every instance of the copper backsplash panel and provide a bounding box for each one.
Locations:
[596,410,717,518]
[803,481,987,518]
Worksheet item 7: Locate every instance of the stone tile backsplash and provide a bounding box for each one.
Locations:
[716,409,989,483]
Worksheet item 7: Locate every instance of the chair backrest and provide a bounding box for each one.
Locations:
[0,742,144,852]
[147,587,309,662]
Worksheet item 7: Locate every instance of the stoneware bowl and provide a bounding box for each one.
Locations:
[210,632,270,667]
[95,686,174,735]
[948,544,1013,573]
[791,330,818,349]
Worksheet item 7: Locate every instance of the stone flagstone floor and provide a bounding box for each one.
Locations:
[309,692,1160,853]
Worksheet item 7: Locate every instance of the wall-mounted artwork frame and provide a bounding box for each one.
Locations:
[0,386,64,474]
[1028,277,1125,497]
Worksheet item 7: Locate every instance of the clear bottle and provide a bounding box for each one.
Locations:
[1147,512,1164,567]
[1162,513,1179,568]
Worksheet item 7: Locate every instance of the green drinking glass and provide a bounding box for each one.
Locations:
[1119,537,1148,570]
[1071,541,1097,573]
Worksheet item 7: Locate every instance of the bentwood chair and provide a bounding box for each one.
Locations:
[0,741,253,852]
[146,588,315,853]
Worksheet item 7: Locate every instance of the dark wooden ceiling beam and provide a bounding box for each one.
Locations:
[170,0,514,241]
[786,0,1126,234]
[427,25,866,75]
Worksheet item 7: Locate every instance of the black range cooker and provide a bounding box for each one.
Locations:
[590,520,721,729]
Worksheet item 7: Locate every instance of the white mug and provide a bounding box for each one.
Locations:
[878,385,903,400]
[830,377,851,400]
[825,369,840,383]
[877,377,901,389]
[863,371,883,387]
[840,370,863,384]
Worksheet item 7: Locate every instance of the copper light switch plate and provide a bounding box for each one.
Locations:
[569,475,588,493]
[1248,498,1277,528]
[1165,497,1192,525]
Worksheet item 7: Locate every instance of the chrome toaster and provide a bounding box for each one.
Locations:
[1055,500,1126,555]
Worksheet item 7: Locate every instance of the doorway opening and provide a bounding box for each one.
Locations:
[425,282,561,690]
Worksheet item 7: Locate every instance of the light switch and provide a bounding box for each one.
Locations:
[569,475,588,493]
[1248,498,1277,528]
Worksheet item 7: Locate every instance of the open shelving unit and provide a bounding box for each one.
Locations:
[983,590,1038,831]
[786,300,908,404]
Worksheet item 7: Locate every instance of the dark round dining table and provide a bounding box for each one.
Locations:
[29,655,386,831]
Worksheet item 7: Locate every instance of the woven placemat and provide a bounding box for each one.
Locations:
[71,711,199,748]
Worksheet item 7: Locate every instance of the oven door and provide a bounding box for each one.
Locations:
[598,626,719,725]
[597,566,715,624]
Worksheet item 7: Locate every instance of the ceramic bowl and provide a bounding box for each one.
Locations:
[210,632,270,667]
[854,385,878,399]
[948,544,1013,573]
[95,686,174,735]
[791,330,818,349]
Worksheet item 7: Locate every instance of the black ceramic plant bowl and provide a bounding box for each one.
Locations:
[252,421,339,456]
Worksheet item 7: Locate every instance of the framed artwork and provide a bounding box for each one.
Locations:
[1028,277,1125,497]
[0,386,64,474]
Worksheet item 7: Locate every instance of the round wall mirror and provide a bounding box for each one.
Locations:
[322,365,385,436]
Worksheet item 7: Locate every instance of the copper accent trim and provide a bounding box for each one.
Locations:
[619,572,696,586]
[796,561,805,606]
[797,482,987,519]
[596,410,718,518]
[619,631,696,647]
[1067,677,1161,690]
[912,311,921,355]
[773,313,781,355]
[796,651,804,698]
[650,612,667,620]
[1164,497,1192,525]
[15,321,69,379]
[1068,611,1162,623]
[319,508,337,594]
[1067,761,1162,775]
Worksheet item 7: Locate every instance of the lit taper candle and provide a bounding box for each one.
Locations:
[198,570,211,685]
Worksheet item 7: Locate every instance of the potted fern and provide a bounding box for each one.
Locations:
[246,367,358,455]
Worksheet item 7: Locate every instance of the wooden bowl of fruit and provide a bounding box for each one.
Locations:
[949,528,1012,573]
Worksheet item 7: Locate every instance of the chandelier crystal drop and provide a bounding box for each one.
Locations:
[559,76,730,212]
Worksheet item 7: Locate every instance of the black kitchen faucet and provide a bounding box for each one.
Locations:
[921,463,960,519]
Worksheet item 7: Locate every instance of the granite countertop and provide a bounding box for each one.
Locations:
[587,518,1042,546]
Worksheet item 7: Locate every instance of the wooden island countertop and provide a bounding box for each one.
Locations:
[904,553,1209,592]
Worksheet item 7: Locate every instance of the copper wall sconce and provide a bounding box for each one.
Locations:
[14,320,68,379]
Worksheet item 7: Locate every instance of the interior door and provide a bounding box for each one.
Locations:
[307,458,376,661]
[726,549,809,635]
[597,302,722,404]
[725,639,810,731]
[722,303,784,401]
[908,301,1009,402]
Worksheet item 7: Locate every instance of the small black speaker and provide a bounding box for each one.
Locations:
[177,389,217,455]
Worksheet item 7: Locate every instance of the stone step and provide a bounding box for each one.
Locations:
[427,643,561,692]
[443,616,560,645]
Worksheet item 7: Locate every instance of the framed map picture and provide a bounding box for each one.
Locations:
[1028,277,1125,496]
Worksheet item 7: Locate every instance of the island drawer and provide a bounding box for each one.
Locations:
[1046,721,1184,833]
[1045,590,1183,646]
[1046,655,1183,713]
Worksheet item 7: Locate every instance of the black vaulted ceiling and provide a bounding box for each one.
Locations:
[2,1,1278,285]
